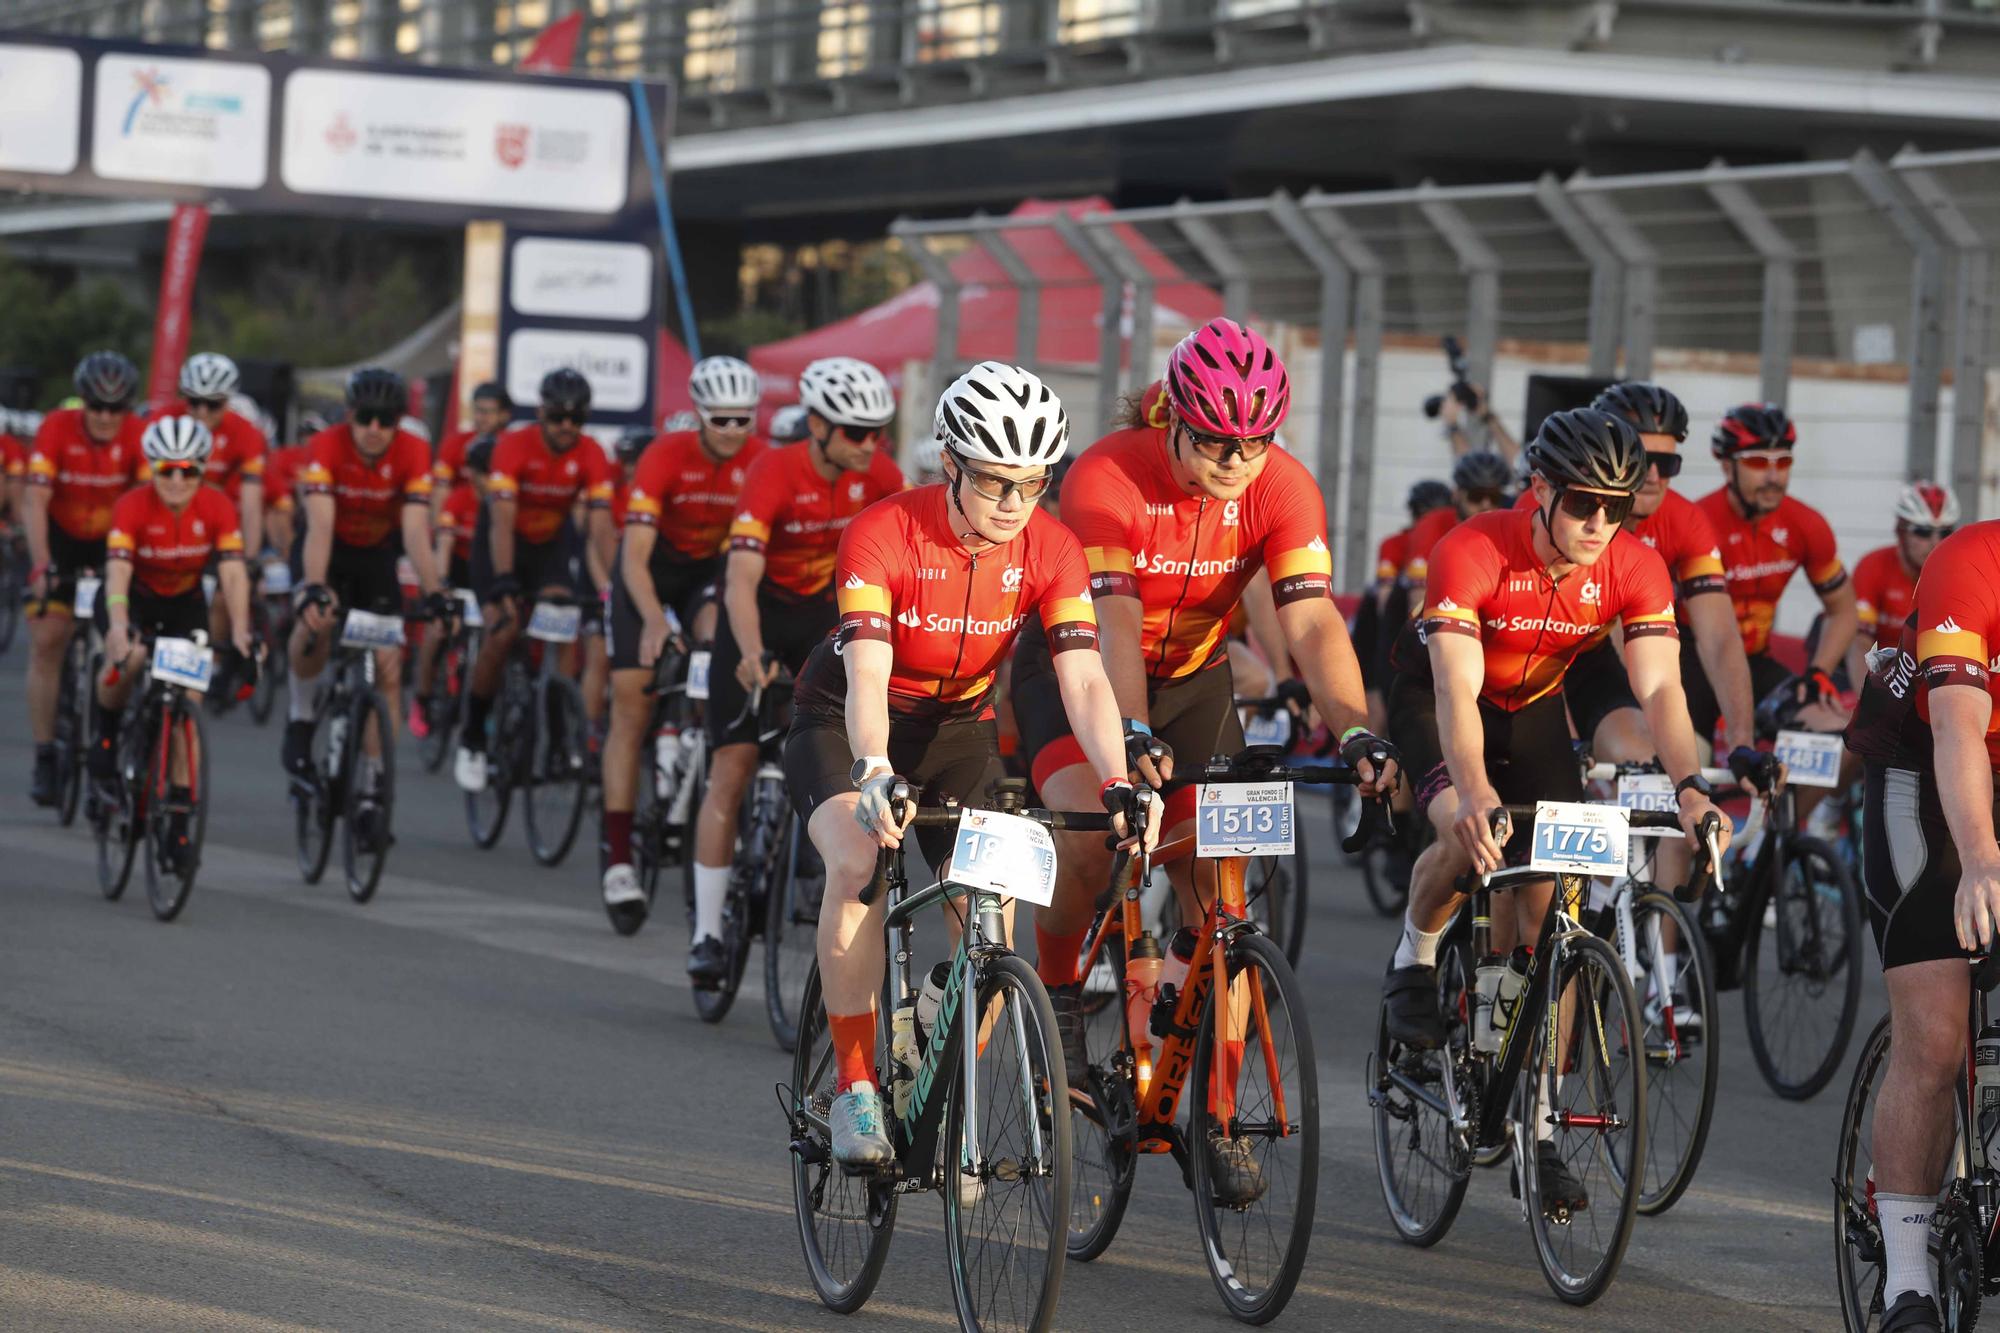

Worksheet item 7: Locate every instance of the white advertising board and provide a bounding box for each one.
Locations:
[281,69,631,214]
[506,329,651,413]
[92,54,271,189]
[0,44,82,176]
[509,237,654,321]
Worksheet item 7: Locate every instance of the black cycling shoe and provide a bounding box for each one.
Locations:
[1881,1292,1942,1332]
[29,745,58,807]
[352,796,390,854]
[1383,963,1446,1049]
[164,811,195,878]
[1047,982,1090,1090]
[281,719,315,778]
[87,735,118,783]
[686,935,729,988]
[1534,1141,1589,1213]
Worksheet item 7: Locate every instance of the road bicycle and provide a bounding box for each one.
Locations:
[462,596,590,866]
[245,558,293,725]
[783,779,1091,1333]
[291,598,402,902]
[629,633,707,930]
[49,571,104,827]
[1233,696,1310,965]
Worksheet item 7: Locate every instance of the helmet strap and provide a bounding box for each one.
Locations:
[1538,483,1583,569]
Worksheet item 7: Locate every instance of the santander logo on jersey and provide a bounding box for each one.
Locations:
[843,573,866,590]
[1131,550,1247,579]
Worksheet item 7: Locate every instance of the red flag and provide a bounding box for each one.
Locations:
[520,13,583,72]
[147,203,210,409]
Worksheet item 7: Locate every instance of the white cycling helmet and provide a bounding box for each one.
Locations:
[798,356,896,429]
[689,356,761,412]
[179,352,240,400]
[143,414,214,465]
[910,433,946,477]
[768,404,809,443]
[1895,481,1960,528]
[934,361,1069,467]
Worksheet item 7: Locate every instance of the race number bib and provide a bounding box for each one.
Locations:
[151,636,214,693]
[946,808,1058,907]
[455,588,484,629]
[1528,801,1629,876]
[686,649,712,701]
[1195,781,1296,859]
[527,602,582,644]
[340,608,406,649]
[260,563,292,595]
[73,576,100,618]
[1240,708,1291,749]
[1775,730,1843,789]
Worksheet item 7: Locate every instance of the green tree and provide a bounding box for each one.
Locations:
[0,250,152,406]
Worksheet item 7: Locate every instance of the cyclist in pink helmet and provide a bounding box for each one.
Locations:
[1163,317,1291,442]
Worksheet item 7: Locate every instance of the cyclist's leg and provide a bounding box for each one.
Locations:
[1010,629,1108,994]
[460,509,521,757]
[90,590,143,779]
[1148,662,1246,924]
[27,535,84,744]
[600,562,664,890]
[690,596,765,971]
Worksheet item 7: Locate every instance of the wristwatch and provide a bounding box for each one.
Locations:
[1674,773,1715,802]
[850,756,892,788]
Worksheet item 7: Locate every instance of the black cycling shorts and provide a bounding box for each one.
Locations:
[1387,676,1581,864]
[783,710,1005,871]
[1863,762,1982,970]
[1564,637,1640,745]
[289,530,402,617]
[470,506,576,604]
[607,551,722,673]
[40,528,108,615]
[1351,594,1382,692]
[1683,638,1791,749]
[93,586,208,642]
[708,585,837,748]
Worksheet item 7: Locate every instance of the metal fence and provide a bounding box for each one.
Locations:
[889,147,2000,586]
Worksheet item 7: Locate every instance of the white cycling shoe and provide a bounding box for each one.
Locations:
[454,745,488,793]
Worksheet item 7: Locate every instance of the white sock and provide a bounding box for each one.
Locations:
[288,670,320,723]
[1392,912,1445,971]
[692,863,730,944]
[1658,950,1680,995]
[1878,1192,1937,1305]
[1535,1069,1556,1142]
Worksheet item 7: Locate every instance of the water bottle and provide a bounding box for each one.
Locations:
[326,712,348,777]
[652,724,681,801]
[666,731,703,825]
[1125,932,1165,1089]
[1976,1023,2000,1151]
[1492,947,1531,1041]
[915,960,951,1049]
[1151,928,1197,1038]
[1472,955,1506,1053]
[890,999,919,1120]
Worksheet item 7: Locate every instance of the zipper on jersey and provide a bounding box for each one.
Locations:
[1506,570,1564,713]
[947,554,977,688]
[1155,496,1206,678]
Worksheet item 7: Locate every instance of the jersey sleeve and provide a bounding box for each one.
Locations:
[24,418,58,488]
[869,448,909,497]
[298,435,337,497]
[1416,526,1499,641]
[728,451,787,554]
[433,432,465,486]
[398,435,435,503]
[103,489,143,563]
[1799,504,1847,594]
[1402,508,1456,584]
[485,432,525,504]
[1374,532,1406,584]
[1614,541,1681,644]
[1033,525,1100,654]
[236,419,269,479]
[625,441,672,529]
[1063,456,1143,600]
[204,489,246,557]
[1671,501,1728,598]
[1258,459,1333,607]
[831,506,901,651]
[1852,549,1888,635]
[1914,531,1999,696]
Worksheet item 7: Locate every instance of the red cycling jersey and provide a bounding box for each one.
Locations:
[0,433,23,490]
[1399,508,1679,711]
[1695,488,1847,658]
[486,424,614,546]
[1063,428,1333,681]
[262,445,307,514]
[298,424,434,549]
[438,482,480,543]
[1375,529,1409,586]
[799,486,1099,723]
[26,409,148,542]
[105,483,244,598]
[1849,522,2000,773]
[1852,545,1919,653]
[627,431,768,561]
[1400,505,1460,584]
[145,406,266,502]
[727,443,906,600]
[432,426,477,490]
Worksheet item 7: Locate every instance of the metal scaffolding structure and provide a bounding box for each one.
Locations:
[890,146,2000,585]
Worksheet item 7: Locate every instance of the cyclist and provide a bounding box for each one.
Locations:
[685,357,905,982]
[1379,407,1729,1206]
[599,355,769,928]
[1844,518,2000,1331]
[0,411,27,529]
[781,360,1143,1169]
[1360,479,1454,730]
[282,369,446,793]
[454,368,616,792]
[23,351,147,806]
[577,428,654,746]
[261,440,308,564]
[1694,403,1857,737]
[410,436,493,739]
[93,416,254,861]
[1014,320,1394,1125]
[1851,482,1957,673]
[431,381,512,522]
[1400,449,1512,605]
[163,353,268,687]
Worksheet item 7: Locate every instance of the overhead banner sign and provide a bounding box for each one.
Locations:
[0,42,83,174]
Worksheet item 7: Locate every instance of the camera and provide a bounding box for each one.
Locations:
[1421,334,1481,418]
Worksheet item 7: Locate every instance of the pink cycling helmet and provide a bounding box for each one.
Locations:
[1163,319,1290,439]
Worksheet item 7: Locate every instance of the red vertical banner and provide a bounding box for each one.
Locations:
[147,203,211,409]
[520,13,583,72]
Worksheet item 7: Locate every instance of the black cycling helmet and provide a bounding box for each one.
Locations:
[1406,479,1453,519]
[1451,450,1512,495]
[1526,407,1648,495]
[73,351,139,408]
[539,367,592,413]
[465,433,498,475]
[345,366,409,415]
[470,380,510,408]
[1593,381,1689,443]
[615,428,652,466]
[1712,402,1795,459]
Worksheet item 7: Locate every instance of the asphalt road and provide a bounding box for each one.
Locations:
[0,654,1872,1331]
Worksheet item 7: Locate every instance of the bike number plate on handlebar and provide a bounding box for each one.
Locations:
[1528,801,1629,875]
[73,576,100,618]
[151,636,213,693]
[685,649,712,701]
[1196,781,1295,858]
[455,588,483,628]
[1240,708,1291,749]
[527,602,581,644]
[946,808,1057,906]
[1612,773,1682,839]
[1774,729,1842,788]
[340,608,406,649]
[260,562,292,595]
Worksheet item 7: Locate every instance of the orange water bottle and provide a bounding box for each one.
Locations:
[1125,932,1164,1090]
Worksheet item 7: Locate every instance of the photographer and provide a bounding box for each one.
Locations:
[1422,336,1518,463]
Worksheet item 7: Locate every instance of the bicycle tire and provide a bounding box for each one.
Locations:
[144,697,207,922]
[417,633,465,774]
[1191,930,1317,1324]
[1833,1014,1893,1332]
[55,635,90,827]
[1615,890,1719,1216]
[462,668,519,850]
[764,813,822,1052]
[789,965,897,1314]
[523,673,588,867]
[95,702,146,901]
[341,689,395,903]
[1743,833,1864,1101]
[944,952,1071,1333]
[1245,819,1307,968]
[1521,931,1646,1306]
[1066,932,1137,1264]
[294,695,337,884]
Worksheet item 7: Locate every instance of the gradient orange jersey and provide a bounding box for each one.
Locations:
[26,409,147,541]
[627,430,767,561]
[1852,545,1918,653]
[1062,428,1333,680]
[105,484,244,598]
[727,442,905,600]
[486,424,614,545]
[1696,488,1846,657]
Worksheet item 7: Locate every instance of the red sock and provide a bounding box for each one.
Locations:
[604,809,634,866]
[1035,924,1090,988]
[829,1011,878,1092]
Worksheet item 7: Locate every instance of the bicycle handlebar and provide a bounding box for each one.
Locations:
[857,782,1128,906]
[1583,762,1736,786]
[1194,746,1396,856]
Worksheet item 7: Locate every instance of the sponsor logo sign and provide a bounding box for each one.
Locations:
[509,237,653,321]
[0,43,82,175]
[505,329,649,413]
[93,54,270,188]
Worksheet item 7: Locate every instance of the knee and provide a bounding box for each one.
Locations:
[1891,1011,1964,1090]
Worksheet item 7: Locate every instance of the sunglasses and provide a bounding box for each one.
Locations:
[1181,424,1274,464]
[1554,487,1636,526]
[543,408,587,425]
[1733,451,1794,473]
[832,423,884,443]
[84,400,129,414]
[351,409,399,428]
[954,456,1052,503]
[183,395,228,412]
[1646,450,1684,479]
[703,414,753,430]
[1906,524,1956,541]
[155,462,203,480]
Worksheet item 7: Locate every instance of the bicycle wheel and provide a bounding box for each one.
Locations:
[943,953,1070,1333]
[417,635,464,773]
[463,668,521,849]
[294,698,337,884]
[1607,890,1719,1216]
[1066,932,1137,1263]
[96,706,146,901]
[56,635,90,827]
[1520,932,1646,1306]
[1190,930,1317,1323]
[788,965,896,1314]
[341,690,395,903]
[1244,826,1307,967]
[143,697,207,922]
[765,814,823,1052]
[1834,1014,1892,1332]
[523,673,588,867]
[1744,834,1864,1101]
[1372,950,1473,1248]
